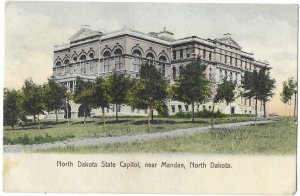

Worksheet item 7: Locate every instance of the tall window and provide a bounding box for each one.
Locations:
[172,67,177,79]
[180,49,183,59]
[133,50,142,72]
[103,51,111,72]
[179,65,183,75]
[209,68,213,80]
[159,56,167,76]
[209,53,212,61]
[114,49,123,70]
[173,50,176,60]
[146,53,155,66]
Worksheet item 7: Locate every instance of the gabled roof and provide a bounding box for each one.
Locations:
[69,27,102,42]
[216,34,241,49]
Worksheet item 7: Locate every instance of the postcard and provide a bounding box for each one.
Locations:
[3,1,298,194]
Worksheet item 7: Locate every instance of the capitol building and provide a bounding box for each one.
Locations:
[52,25,270,118]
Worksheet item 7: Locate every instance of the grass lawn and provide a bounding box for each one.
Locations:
[42,117,297,155]
[4,116,254,145]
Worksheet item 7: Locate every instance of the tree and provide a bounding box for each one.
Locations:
[280,77,297,117]
[41,78,67,123]
[3,88,21,130]
[19,79,44,127]
[257,67,276,117]
[211,78,236,128]
[105,71,132,122]
[91,77,110,127]
[173,58,211,122]
[72,77,94,124]
[128,63,168,129]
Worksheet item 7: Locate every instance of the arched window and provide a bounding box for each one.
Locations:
[89,53,94,59]
[73,57,78,62]
[114,49,123,71]
[179,65,183,75]
[103,51,111,73]
[64,59,69,65]
[146,53,155,65]
[209,68,212,80]
[56,61,62,66]
[172,67,177,80]
[159,56,167,76]
[80,55,86,61]
[133,50,142,72]
[225,70,228,79]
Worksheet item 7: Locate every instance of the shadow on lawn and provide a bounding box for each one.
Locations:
[131,119,209,125]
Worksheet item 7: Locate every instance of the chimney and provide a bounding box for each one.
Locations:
[81,24,90,29]
[223,33,231,39]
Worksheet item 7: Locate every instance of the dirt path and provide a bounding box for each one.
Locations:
[4,120,272,153]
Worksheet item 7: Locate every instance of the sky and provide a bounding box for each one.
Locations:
[4,2,298,115]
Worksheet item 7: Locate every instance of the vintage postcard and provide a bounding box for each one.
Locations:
[2,1,298,194]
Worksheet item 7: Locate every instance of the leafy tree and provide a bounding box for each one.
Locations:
[173,58,211,122]
[128,63,168,128]
[105,71,132,122]
[211,78,236,128]
[41,78,67,123]
[72,77,94,124]
[280,77,297,117]
[241,70,261,124]
[257,67,276,117]
[19,79,44,127]
[91,77,110,127]
[3,88,21,130]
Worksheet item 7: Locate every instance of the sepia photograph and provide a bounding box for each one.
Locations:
[2,1,298,194]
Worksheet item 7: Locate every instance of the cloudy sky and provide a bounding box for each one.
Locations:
[4,2,298,115]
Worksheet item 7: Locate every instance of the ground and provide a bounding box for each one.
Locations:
[3,116,296,154]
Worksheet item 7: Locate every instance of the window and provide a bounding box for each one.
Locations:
[249,99,251,106]
[209,68,213,80]
[185,105,189,112]
[179,65,183,75]
[209,106,212,111]
[89,53,94,59]
[133,50,142,72]
[131,107,135,113]
[209,53,212,61]
[230,56,232,65]
[180,49,183,59]
[172,67,177,79]
[114,49,123,70]
[146,53,155,66]
[178,105,182,112]
[203,50,206,59]
[173,51,176,60]
[219,69,223,80]
[79,55,86,61]
[64,59,69,65]
[73,57,78,62]
[56,61,62,66]
[225,55,227,63]
[159,56,167,76]
[103,51,111,72]
[171,105,175,113]
[225,70,228,79]
[186,49,190,58]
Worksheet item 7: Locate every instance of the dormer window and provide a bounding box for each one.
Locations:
[64,59,69,65]
[89,53,94,59]
[55,61,62,66]
[80,55,86,61]
[73,57,78,62]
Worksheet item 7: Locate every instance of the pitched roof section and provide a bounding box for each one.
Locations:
[69,26,102,42]
[216,33,242,49]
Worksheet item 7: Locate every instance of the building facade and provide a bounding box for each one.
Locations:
[51,25,270,118]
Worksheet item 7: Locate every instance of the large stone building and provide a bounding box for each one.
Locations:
[52,25,270,118]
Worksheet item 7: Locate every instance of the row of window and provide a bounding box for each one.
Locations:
[55,53,95,66]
